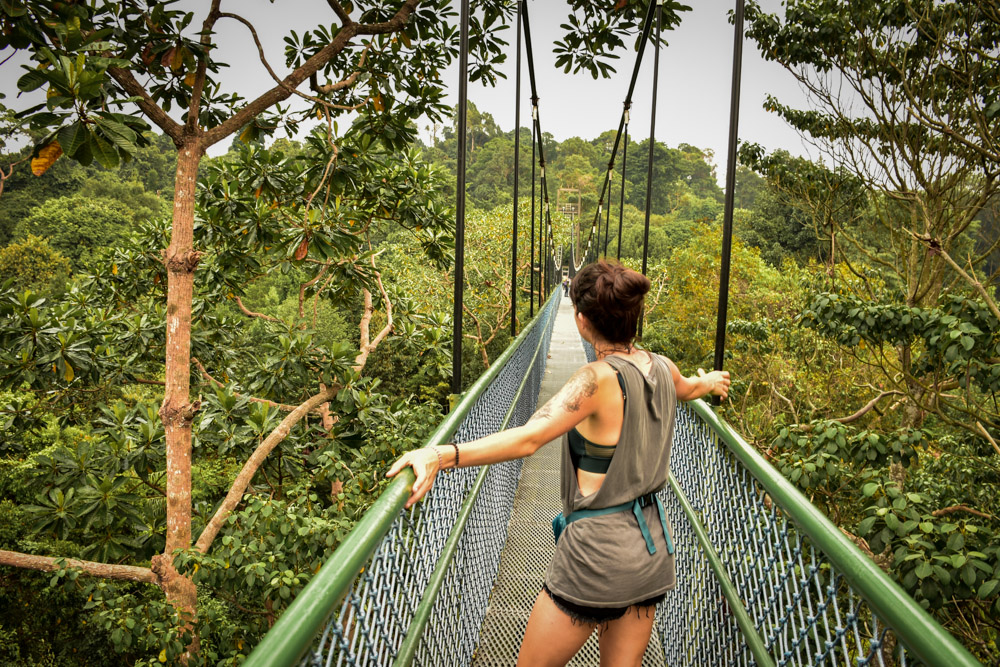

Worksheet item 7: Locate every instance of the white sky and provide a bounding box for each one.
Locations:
[1,0,814,184]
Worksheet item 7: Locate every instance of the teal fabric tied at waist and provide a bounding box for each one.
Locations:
[552,491,674,556]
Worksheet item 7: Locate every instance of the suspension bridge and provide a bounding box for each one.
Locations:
[243,1,982,665]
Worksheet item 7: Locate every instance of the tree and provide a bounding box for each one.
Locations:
[745,0,1000,435]
[741,2,1000,652]
[15,194,136,268]
[0,234,71,295]
[0,1,692,659]
[0,0,482,653]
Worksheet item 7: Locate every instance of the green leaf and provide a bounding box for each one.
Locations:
[978,579,999,599]
[915,561,931,579]
[89,133,119,169]
[57,122,89,158]
[857,516,877,536]
[17,69,48,92]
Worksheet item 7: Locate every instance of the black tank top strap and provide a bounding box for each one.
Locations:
[606,361,626,403]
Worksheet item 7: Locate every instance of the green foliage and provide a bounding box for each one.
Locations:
[553,0,691,78]
[15,194,136,268]
[801,291,1000,426]
[0,135,175,247]
[0,234,71,295]
[857,482,999,617]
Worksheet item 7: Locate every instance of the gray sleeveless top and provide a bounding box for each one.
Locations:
[544,352,677,607]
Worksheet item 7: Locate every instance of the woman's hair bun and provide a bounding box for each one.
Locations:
[570,261,651,344]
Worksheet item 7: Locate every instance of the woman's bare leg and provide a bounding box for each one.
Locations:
[597,606,656,667]
[516,590,595,667]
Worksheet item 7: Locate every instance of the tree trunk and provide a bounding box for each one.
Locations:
[158,138,203,637]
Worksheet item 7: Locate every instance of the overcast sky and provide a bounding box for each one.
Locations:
[1,0,814,184]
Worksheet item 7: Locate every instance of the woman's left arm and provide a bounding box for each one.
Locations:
[387,363,608,507]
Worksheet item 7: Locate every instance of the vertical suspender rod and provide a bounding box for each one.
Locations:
[713,0,745,392]
[452,0,470,395]
[604,168,612,256]
[617,110,629,261]
[529,116,536,318]
[511,0,523,337]
[521,3,554,306]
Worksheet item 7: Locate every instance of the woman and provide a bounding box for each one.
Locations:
[387,261,731,667]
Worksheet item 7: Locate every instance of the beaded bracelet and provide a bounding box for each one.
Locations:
[430,446,443,473]
[448,442,460,469]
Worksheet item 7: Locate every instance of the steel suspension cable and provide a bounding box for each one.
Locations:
[529,109,536,318]
[713,0,745,400]
[573,0,659,270]
[603,161,612,255]
[521,2,557,297]
[452,0,470,394]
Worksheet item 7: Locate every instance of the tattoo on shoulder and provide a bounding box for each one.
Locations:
[561,366,598,412]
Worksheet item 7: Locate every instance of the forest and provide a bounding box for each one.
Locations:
[0,0,998,664]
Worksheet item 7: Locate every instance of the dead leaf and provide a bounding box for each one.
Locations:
[31,141,63,176]
[294,236,309,261]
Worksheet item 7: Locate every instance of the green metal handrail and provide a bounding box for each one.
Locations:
[244,290,560,667]
[688,399,982,667]
[393,301,552,666]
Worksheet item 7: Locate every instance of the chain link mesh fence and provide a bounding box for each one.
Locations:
[305,293,561,667]
[659,401,921,666]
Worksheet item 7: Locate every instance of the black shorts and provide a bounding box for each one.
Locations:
[542,584,665,627]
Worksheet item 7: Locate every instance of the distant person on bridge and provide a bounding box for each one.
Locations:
[388,260,731,667]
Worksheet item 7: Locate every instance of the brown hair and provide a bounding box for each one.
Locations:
[570,261,651,344]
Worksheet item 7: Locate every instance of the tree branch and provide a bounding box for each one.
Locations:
[0,157,27,200]
[462,302,490,369]
[0,549,157,584]
[835,391,905,424]
[201,0,419,148]
[931,505,995,520]
[353,267,393,372]
[298,262,333,320]
[106,67,184,142]
[194,383,340,552]
[234,296,283,323]
[219,12,368,113]
[186,0,223,132]
[977,421,1000,458]
[907,230,1000,323]
[192,357,322,414]
[325,0,353,25]
[310,48,370,95]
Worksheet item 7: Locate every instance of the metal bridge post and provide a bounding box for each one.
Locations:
[712,0,745,403]
[511,0,523,337]
[452,0,470,395]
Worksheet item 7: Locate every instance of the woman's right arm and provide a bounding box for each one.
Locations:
[387,362,611,507]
